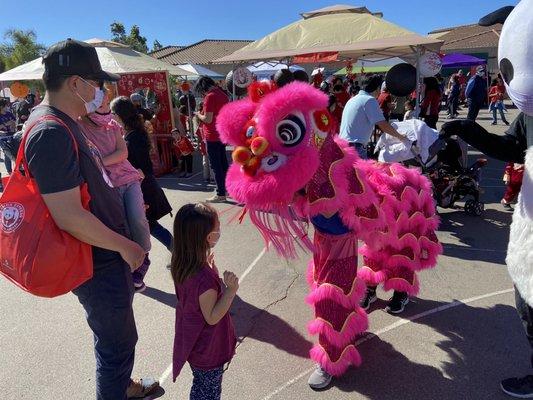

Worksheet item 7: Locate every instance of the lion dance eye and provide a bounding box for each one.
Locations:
[276,114,306,147]
[246,125,255,138]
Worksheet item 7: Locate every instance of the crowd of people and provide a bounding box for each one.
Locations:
[0,35,524,400]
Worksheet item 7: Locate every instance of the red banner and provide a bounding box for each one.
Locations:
[116,72,175,175]
[293,52,339,64]
[116,71,173,134]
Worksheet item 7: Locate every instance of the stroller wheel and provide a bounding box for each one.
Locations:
[465,199,484,216]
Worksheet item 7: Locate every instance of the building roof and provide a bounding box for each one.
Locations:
[428,23,502,51]
[148,45,184,58]
[152,39,253,65]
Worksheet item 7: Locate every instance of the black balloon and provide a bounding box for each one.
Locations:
[226,70,249,97]
[386,63,417,97]
[274,69,295,88]
[293,69,309,83]
[479,6,514,26]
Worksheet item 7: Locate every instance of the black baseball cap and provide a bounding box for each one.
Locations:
[43,38,120,82]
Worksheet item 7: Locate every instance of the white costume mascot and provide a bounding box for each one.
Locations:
[441,1,533,397]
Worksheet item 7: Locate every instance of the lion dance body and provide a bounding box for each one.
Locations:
[217,81,441,376]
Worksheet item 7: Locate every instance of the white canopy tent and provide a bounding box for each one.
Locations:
[216,6,442,64]
[177,63,224,79]
[0,39,194,82]
[247,61,305,79]
[216,6,443,115]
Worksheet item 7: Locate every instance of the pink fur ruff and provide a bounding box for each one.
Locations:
[305,277,366,309]
[357,265,389,286]
[307,307,369,348]
[310,344,362,376]
[217,98,258,146]
[383,274,420,296]
[255,82,328,154]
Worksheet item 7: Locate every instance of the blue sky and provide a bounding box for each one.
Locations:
[3,0,516,50]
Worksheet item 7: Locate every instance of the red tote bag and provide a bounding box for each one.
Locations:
[0,115,93,297]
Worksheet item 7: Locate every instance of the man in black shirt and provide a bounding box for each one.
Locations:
[24,39,156,399]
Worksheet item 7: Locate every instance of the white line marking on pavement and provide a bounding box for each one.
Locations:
[157,172,202,181]
[441,245,507,253]
[261,288,514,400]
[158,247,267,386]
[240,248,267,282]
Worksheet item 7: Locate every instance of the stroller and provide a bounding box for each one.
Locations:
[424,138,487,216]
[0,130,22,163]
[375,119,487,216]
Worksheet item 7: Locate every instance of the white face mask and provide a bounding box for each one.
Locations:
[506,82,533,117]
[76,78,105,115]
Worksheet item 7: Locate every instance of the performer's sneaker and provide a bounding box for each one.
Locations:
[360,287,377,311]
[308,365,332,389]
[501,375,533,398]
[206,194,227,203]
[385,291,409,314]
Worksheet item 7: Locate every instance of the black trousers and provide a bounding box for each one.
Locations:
[424,115,439,129]
[467,100,482,121]
[515,288,533,368]
[207,141,229,196]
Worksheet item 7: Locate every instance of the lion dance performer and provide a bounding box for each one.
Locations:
[217,80,441,388]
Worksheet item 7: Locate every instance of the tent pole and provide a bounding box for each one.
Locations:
[415,46,422,118]
[232,67,236,101]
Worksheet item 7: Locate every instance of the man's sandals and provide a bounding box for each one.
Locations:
[127,377,160,399]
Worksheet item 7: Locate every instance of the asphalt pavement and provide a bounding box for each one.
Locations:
[0,105,526,400]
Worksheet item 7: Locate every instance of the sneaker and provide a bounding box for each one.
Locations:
[206,194,227,203]
[501,375,533,398]
[308,365,332,389]
[127,377,159,399]
[491,121,497,125]
[504,120,510,126]
[134,282,146,293]
[501,200,513,211]
[360,287,378,311]
[385,291,409,314]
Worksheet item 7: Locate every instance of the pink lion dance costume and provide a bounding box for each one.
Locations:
[217,81,442,376]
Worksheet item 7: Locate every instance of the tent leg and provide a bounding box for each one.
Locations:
[415,46,422,118]
[232,67,236,101]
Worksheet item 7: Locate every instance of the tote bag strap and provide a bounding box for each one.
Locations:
[16,114,80,176]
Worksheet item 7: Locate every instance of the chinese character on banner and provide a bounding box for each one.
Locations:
[116,71,173,135]
[116,71,175,175]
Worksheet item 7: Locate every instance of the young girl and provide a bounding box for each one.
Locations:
[171,127,194,178]
[489,78,510,125]
[79,90,152,292]
[502,162,525,210]
[110,96,174,253]
[404,99,415,121]
[171,203,238,400]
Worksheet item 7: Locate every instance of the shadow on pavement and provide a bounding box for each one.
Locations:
[335,298,526,399]
[232,295,313,359]
[157,175,215,193]
[144,385,165,399]
[439,208,511,265]
[140,289,313,359]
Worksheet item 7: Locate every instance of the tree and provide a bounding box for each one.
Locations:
[153,40,163,51]
[110,22,148,53]
[0,29,45,73]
